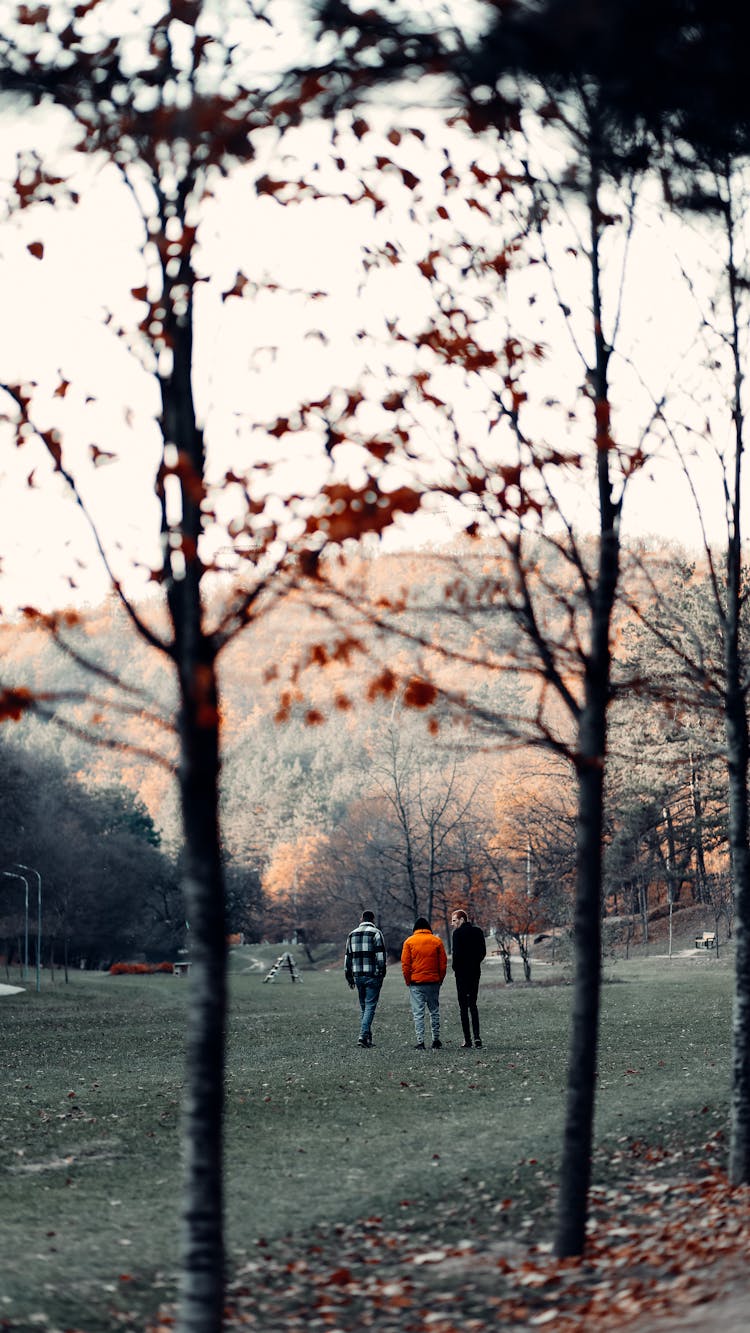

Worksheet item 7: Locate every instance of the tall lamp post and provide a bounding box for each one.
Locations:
[16,864,41,994]
[2,870,29,981]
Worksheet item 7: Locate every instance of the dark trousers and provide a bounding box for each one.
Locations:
[455,970,481,1043]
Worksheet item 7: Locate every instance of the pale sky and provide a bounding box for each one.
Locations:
[0,89,742,618]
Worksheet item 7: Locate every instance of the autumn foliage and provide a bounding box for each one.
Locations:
[109,961,174,975]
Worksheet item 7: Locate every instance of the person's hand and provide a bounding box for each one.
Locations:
[347,979,355,990]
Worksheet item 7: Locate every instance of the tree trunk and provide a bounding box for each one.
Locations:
[175,658,227,1333]
[426,834,436,923]
[690,746,709,904]
[164,243,228,1332]
[554,154,619,1252]
[723,179,750,1186]
[663,804,680,905]
[554,726,605,1257]
[726,674,750,1182]
[639,877,649,943]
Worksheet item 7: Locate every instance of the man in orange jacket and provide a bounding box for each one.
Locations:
[401,916,448,1050]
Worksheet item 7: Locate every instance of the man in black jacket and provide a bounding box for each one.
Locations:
[451,909,486,1049]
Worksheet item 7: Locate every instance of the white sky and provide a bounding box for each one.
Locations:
[0,85,743,617]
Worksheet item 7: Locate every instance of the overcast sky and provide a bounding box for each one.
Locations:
[0,84,741,618]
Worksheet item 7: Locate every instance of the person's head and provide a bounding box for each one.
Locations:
[361,910,376,924]
[413,915,431,931]
[451,909,468,930]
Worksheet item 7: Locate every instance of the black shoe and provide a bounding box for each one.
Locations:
[461,1040,473,1048]
[474,1037,483,1048]
[357,1036,367,1046]
[414,1042,425,1050]
[431,1039,442,1050]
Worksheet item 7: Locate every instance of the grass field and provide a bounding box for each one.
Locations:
[0,943,734,1332]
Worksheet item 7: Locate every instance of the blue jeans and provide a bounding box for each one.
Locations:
[409,983,441,1043]
[355,976,383,1040]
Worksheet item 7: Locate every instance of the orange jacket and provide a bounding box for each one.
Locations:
[401,928,447,986]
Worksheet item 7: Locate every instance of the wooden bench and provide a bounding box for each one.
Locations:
[173,961,191,977]
[695,932,717,949]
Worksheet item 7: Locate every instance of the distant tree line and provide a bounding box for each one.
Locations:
[0,735,184,974]
[0,545,738,966]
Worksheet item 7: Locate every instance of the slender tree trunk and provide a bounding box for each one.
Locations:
[164,234,228,1332]
[722,175,750,1186]
[554,138,620,1255]
[426,827,437,923]
[726,559,750,1174]
[396,790,418,917]
[496,939,513,982]
[176,658,227,1332]
[690,746,709,904]
[727,681,750,1182]
[663,804,680,905]
[554,709,606,1256]
[639,876,649,942]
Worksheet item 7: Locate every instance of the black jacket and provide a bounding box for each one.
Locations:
[451,921,486,975]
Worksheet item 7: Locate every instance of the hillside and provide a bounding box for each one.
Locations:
[0,537,735,950]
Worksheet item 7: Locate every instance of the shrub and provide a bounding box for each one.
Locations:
[109,961,175,975]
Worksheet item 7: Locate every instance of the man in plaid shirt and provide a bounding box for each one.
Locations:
[345,910,387,1048]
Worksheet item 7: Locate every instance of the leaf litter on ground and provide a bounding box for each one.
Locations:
[139,1133,750,1333]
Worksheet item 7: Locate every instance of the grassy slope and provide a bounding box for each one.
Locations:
[0,943,732,1331]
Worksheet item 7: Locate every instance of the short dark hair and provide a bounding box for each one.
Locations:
[361,910,375,923]
[414,915,431,931]
[452,909,468,925]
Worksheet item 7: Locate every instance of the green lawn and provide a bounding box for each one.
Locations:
[0,947,733,1331]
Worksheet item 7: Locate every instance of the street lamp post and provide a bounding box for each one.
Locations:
[2,870,29,981]
[16,865,41,994]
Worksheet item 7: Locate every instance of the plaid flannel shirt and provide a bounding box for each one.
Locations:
[345,922,387,982]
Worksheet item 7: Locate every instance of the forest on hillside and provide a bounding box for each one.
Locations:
[0,734,182,971]
[0,535,731,958]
